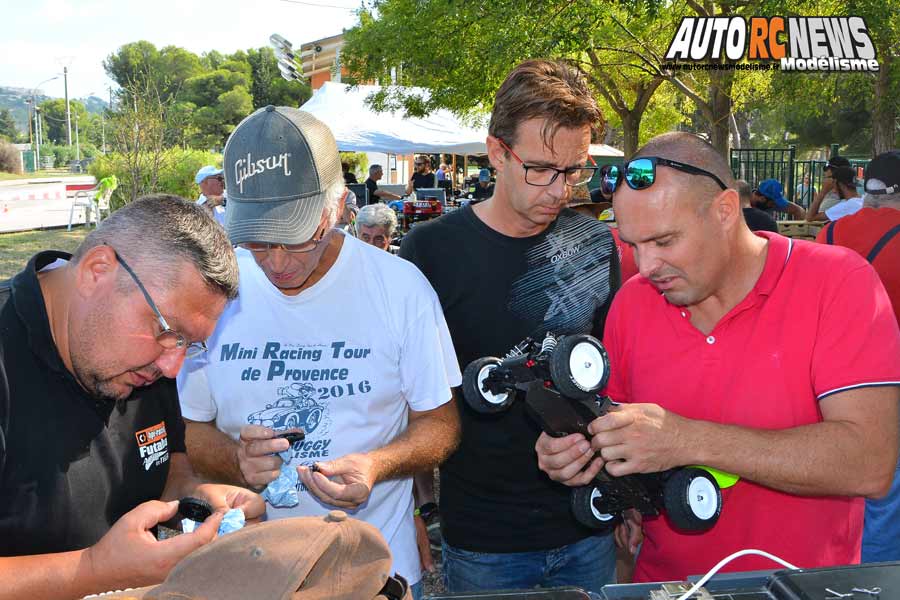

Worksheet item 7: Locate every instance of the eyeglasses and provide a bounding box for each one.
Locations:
[495,137,597,187]
[112,249,208,359]
[239,239,321,254]
[599,157,728,196]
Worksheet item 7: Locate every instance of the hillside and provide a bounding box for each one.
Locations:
[0,86,107,134]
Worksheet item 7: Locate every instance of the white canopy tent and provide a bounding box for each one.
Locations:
[589,143,624,157]
[300,82,490,155]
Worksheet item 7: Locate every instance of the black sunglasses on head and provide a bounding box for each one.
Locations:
[600,157,728,196]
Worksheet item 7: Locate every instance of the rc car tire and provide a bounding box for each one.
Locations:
[462,357,514,414]
[549,335,610,400]
[571,485,621,532]
[663,468,722,532]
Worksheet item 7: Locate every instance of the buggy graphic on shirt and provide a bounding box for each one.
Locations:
[247,383,327,434]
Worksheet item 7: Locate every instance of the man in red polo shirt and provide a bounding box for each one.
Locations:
[536,132,900,582]
[816,151,900,325]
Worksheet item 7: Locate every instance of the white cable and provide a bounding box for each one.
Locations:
[674,548,799,600]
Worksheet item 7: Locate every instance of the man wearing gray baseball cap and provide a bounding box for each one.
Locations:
[176,106,461,599]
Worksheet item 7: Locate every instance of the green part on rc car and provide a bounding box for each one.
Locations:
[692,466,739,488]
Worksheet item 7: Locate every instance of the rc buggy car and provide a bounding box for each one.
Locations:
[461,332,728,533]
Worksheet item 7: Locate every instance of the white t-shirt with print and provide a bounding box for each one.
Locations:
[177,234,461,585]
[825,196,863,221]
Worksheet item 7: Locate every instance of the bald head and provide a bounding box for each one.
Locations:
[633,132,736,210]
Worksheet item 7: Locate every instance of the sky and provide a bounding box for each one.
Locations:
[0,0,361,99]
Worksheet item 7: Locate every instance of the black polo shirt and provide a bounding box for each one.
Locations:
[0,251,185,556]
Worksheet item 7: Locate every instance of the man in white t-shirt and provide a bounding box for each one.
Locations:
[177,106,461,599]
[807,158,862,221]
[195,165,227,226]
[822,165,864,221]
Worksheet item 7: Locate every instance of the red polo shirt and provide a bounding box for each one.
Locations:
[603,232,900,582]
[816,207,900,326]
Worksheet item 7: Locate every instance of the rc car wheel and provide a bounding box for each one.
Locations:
[663,468,722,531]
[549,335,610,400]
[462,357,514,414]
[571,485,621,532]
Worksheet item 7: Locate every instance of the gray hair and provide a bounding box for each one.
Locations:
[320,179,348,230]
[369,164,383,175]
[73,194,239,300]
[864,188,900,209]
[355,203,398,237]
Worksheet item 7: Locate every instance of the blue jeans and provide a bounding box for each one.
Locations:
[442,534,616,594]
[862,461,900,562]
[411,580,423,600]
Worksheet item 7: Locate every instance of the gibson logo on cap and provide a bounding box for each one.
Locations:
[234,152,292,193]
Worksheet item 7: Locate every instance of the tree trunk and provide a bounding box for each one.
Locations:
[734,111,752,149]
[621,113,640,158]
[872,49,895,156]
[707,72,733,156]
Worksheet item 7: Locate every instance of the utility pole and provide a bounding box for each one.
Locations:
[64,66,72,146]
[34,107,41,168]
[75,112,81,161]
[26,99,33,145]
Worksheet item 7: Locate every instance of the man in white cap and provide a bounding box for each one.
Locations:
[195,165,226,226]
[177,106,461,599]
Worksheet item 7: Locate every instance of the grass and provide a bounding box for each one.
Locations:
[0,171,88,181]
[0,227,89,279]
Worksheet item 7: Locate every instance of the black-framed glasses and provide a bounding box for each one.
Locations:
[495,137,598,187]
[112,248,208,359]
[600,157,728,196]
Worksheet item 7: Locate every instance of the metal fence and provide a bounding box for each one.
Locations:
[730,146,870,210]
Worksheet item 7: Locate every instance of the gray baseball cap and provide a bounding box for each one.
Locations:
[223,105,342,245]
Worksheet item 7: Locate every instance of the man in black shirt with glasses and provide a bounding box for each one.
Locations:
[0,195,264,600]
[400,59,620,594]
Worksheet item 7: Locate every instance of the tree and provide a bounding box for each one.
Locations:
[107,79,180,203]
[37,99,92,145]
[245,47,312,109]
[104,42,204,103]
[0,108,17,142]
[341,0,685,157]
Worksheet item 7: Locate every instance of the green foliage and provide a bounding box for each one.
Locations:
[89,148,220,209]
[104,42,204,102]
[246,47,311,108]
[339,152,369,180]
[0,109,17,142]
[37,143,100,167]
[341,0,680,156]
[36,99,96,145]
[104,41,312,153]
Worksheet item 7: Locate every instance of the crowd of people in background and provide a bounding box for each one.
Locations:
[1,56,898,600]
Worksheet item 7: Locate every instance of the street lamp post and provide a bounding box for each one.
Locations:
[31,76,59,171]
[64,66,72,147]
